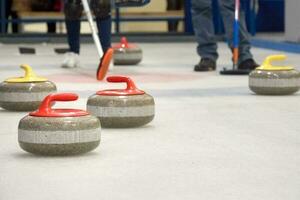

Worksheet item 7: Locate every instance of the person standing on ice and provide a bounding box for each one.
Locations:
[166,0,184,32]
[62,0,111,68]
[191,0,259,72]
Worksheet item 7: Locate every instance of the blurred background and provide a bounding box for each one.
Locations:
[0,0,290,41]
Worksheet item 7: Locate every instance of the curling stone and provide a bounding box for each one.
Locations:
[113,37,143,65]
[249,55,300,95]
[87,76,155,128]
[18,93,101,156]
[0,65,57,111]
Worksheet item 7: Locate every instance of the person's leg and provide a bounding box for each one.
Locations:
[11,11,19,33]
[91,0,112,53]
[192,0,218,62]
[96,16,111,53]
[218,0,253,64]
[62,0,82,68]
[167,0,178,32]
[179,0,184,9]
[47,22,56,33]
[5,0,12,33]
[65,20,80,53]
[173,0,183,31]
[64,0,83,54]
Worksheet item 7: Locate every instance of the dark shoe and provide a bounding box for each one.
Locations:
[194,58,216,72]
[238,59,259,71]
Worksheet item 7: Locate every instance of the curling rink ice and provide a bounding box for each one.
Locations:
[0,42,299,200]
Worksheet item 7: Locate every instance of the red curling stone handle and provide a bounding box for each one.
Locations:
[30,93,89,117]
[120,37,130,48]
[97,76,145,96]
[39,93,78,112]
[107,76,139,91]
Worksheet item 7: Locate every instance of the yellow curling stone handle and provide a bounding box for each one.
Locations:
[5,64,48,83]
[257,55,294,71]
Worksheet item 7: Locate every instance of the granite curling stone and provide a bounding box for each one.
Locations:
[249,55,300,95]
[18,93,101,156]
[0,64,57,111]
[87,76,155,128]
[113,37,143,65]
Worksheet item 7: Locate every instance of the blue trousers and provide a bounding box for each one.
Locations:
[64,0,111,54]
[191,0,253,63]
[65,17,112,54]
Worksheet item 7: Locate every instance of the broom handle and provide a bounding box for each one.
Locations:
[233,0,240,69]
[81,0,103,59]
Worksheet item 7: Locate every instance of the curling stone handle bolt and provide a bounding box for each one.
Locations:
[37,93,78,114]
[107,76,138,91]
[20,64,38,79]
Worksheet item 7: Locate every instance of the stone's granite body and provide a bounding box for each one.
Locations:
[18,115,101,156]
[0,81,57,111]
[249,69,300,95]
[114,48,143,65]
[87,93,155,128]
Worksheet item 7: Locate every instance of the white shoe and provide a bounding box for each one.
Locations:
[61,52,80,68]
